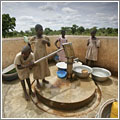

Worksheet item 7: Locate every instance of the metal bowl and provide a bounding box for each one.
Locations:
[56,62,82,70]
[96,98,117,118]
[92,67,111,82]
[73,65,92,78]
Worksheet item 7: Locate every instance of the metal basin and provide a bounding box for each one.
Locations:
[96,98,117,118]
[56,62,82,70]
[73,65,92,78]
[92,67,111,82]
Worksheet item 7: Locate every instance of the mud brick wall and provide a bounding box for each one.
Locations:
[2,36,118,74]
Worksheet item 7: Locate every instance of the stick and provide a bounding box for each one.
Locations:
[34,48,63,64]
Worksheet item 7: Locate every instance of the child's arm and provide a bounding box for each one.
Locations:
[55,39,60,49]
[17,62,34,70]
[42,40,50,46]
[29,36,36,44]
[27,36,36,52]
[42,36,51,47]
[96,39,100,48]
[87,39,90,46]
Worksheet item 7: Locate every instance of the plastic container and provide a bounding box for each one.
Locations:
[96,98,118,118]
[57,70,67,79]
[110,102,118,118]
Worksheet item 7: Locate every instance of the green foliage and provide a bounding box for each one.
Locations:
[2,14,16,38]
[71,24,79,34]
[44,28,53,35]
[2,16,118,38]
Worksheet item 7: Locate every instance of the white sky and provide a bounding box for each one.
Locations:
[2,1,118,32]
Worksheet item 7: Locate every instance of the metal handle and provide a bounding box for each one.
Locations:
[34,48,63,64]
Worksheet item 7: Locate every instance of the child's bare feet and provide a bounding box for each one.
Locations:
[37,83,41,89]
[25,94,30,101]
[36,80,41,89]
[29,91,35,97]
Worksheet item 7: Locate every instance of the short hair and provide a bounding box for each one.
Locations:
[35,24,43,31]
[21,45,31,54]
[90,30,97,34]
[61,30,65,34]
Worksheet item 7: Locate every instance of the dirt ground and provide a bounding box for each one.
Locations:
[2,64,118,118]
[2,36,118,118]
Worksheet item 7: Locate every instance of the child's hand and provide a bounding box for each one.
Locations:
[42,40,51,47]
[29,62,34,68]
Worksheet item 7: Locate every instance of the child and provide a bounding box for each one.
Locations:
[28,24,51,88]
[55,30,67,62]
[85,30,100,67]
[14,45,34,101]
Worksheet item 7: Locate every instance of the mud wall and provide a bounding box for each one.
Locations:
[2,36,118,74]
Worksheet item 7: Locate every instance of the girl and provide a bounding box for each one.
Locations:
[55,30,67,62]
[85,30,100,67]
[28,24,51,88]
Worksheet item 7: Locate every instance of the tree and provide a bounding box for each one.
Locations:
[2,14,16,38]
[20,30,24,36]
[98,28,106,33]
[114,28,118,33]
[44,28,53,35]
[83,28,90,35]
[25,30,31,36]
[90,26,97,32]
[12,30,19,37]
[61,27,71,34]
[71,24,78,34]
[77,26,85,34]
[30,28,35,35]
[106,27,113,34]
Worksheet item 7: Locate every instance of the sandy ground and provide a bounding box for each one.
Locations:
[2,65,118,118]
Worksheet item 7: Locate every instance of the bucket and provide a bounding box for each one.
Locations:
[96,98,118,118]
[110,101,118,118]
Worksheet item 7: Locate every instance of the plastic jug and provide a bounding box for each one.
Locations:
[110,102,118,118]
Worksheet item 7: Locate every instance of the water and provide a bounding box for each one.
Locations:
[93,71,107,77]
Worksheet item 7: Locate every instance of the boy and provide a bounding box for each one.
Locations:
[28,24,51,88]
[85,30,100,67]
[55,30,67,62]
[14,45,34,101]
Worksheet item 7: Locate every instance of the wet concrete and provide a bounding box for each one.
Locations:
[2,65,118,118]
[36,66,96,104]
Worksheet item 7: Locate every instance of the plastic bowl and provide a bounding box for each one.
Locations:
[56,62,67,70]
[57,70,67,79]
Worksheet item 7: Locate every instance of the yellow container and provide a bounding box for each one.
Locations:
[110,102,118,118]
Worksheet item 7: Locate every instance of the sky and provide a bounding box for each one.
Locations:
[2,1,118,32]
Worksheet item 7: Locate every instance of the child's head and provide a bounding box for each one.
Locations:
[21,45,31,59]
[61,30,66,36]
[35,24,43,36]
[90,30,97,37]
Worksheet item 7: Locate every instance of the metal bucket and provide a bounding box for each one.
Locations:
[96,98,117,118]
